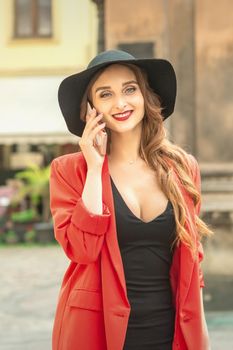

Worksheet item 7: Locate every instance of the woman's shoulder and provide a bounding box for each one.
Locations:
[186,153,199,175]
[172,148,200,181]
[171,146,199,172]
[50,151,87,173]
[181,152,200,186]
[51,151,85,165]
[186,153,198,166]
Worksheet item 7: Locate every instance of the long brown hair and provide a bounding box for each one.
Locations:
[80,63,214,258]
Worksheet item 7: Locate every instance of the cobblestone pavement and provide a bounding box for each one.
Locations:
[0,246,232,350]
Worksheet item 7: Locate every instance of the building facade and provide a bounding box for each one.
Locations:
[104,0,233,163]
[0,0,98,178]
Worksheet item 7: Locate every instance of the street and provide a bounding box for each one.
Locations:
[0,246,232,350]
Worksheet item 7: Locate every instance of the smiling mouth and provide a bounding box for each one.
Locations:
[112,110,133,121]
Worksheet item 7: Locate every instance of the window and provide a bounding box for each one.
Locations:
[14,0,52,38]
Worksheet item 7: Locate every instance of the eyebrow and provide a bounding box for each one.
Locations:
[95,80,138,94]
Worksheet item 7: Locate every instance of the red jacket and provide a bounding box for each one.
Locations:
[50,151,208,350]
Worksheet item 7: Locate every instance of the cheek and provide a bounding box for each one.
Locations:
[131,94,144,110]
[92,99,107,113]
[98,102,113,115]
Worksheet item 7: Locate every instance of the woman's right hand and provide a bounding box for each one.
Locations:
[78,106,107,170]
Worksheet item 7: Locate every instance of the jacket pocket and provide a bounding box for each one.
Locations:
[67,288,103,311]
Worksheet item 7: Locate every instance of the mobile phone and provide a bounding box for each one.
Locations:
[87,101,94,115]
[86,101,107,156]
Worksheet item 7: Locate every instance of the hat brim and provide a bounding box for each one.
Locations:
[58,58,177,137]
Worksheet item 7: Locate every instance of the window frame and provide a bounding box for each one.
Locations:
[14,0,53,39]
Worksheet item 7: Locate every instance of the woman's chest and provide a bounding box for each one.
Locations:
[109,164,169,223]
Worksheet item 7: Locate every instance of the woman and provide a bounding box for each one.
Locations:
[50,49,213,350]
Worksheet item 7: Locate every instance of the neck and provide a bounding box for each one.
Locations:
[109,126,142,163]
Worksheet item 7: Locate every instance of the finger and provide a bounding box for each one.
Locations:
[85,107,97,122]
[84,113,104,135]
[89,122,106,141]
[95,133,102,146]
[86,112,103,126]
[95,131,107,155]
[96,128,107,144]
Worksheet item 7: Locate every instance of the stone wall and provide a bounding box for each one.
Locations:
[105,0,233,162]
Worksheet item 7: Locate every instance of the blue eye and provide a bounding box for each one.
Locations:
[125,86,136,93]
[99,86,136,98]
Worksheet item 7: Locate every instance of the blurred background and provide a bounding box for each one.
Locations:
[0,0,232,349]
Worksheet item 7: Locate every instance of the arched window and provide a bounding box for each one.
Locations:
[14,0,52,38]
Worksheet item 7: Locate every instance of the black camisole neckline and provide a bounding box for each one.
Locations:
[110,175,172,224]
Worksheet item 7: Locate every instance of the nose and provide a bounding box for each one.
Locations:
[114,95,127,111]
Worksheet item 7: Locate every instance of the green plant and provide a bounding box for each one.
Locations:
[0,233,5,243]
[5,230,19,244]
[11,163,51,222]
[11,208,38,223]
[24,229,37,243]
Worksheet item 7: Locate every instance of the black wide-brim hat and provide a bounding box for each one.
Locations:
[58,49,177,137]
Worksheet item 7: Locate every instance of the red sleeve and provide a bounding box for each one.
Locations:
[49,158,111,264]
[188,154,205,288]
[197,240,205,288]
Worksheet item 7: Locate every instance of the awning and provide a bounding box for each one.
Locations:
[0,76,79,144]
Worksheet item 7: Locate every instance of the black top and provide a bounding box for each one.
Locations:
[110,176,177,350]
